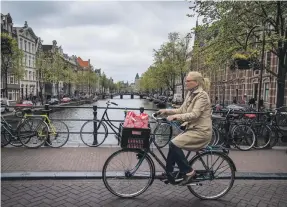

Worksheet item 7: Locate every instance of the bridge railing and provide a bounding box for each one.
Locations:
[3,104,159,148]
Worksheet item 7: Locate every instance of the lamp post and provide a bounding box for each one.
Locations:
[257,21,268,112]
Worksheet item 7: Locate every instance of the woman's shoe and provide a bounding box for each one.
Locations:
[179,170,196,186]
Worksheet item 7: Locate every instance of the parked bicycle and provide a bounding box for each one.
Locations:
[102,112,236,200]
[1,109,49,148]
[15,108,70,148]
[212,108,256,151]
[80,100,121,147]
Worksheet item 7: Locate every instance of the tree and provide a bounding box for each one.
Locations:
[189,1,287,107]
[1,33,24,98]
[35,50,53,104]
[62,64,76,96]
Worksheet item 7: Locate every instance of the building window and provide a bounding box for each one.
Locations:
[25,54,27,66]
[28,42,31,52]
[33,72,35,81]
[7,90,19,101]
[29,71,32,80]
[8,75,14,84]
[29,56,31,67]
[265,51,271,74]
[264,83,269,101]
[32,56,35,67]
[32,44,34,53]
[24,40,27,51]
[25,70,28,80]
[20,38,23,50]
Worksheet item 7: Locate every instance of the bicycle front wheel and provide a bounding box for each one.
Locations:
[153,122,172,148]
[46,120,70,148]
[102,149,155,198]
[252,123,272,149]
[232,124,256,151]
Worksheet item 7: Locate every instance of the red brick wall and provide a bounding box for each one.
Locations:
[208,52,287,108]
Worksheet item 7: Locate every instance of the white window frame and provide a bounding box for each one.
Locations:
[29,71,32,80]
[264,82,269,102]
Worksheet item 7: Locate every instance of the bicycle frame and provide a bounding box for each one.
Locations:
[97,103,122,142]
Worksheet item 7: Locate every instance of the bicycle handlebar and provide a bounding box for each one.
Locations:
[151,112,179,122]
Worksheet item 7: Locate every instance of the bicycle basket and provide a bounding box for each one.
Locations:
[119,123,151,149]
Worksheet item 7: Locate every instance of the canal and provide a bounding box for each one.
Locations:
[50,95,163,147]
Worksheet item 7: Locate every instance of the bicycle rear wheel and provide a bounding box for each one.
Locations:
[80,120,108,147]
[1,125,11,147]
[188,151,235,200]
[18,118,49,148]
[102,149,155,198]
[153,122,172,148]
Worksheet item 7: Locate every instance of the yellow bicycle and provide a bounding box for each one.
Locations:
[16,108,69,148]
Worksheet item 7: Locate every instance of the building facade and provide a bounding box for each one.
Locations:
[15,21,39,100]
[204,52,287,108]
[1,13,20,102]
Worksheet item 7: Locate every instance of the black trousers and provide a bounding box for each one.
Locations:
[166,142,192,174]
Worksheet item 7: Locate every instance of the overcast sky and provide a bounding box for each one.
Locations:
[2,1,196,82]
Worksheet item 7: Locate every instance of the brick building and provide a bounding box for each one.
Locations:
[207,51,287,108]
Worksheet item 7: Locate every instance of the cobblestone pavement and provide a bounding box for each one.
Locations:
[1,147,287,173]
[1,180,287,207]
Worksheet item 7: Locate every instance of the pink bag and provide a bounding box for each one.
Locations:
[123,111,149,129]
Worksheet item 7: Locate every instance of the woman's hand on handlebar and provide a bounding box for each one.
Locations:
[167,115,178,121]
[158,109,167,115]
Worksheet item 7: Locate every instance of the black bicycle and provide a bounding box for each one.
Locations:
[102,112,236,200]
[80,100,122,147]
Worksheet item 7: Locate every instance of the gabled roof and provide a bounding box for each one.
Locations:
[77,57,89,68]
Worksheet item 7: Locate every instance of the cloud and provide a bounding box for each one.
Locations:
[1,1,197,82]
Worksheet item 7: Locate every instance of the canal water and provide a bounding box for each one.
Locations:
[50,95,166,147]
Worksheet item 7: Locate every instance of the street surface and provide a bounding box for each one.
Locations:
[2,147,287,173]
[2,180,287,207]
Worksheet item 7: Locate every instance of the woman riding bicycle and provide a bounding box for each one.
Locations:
[158,71,212,185]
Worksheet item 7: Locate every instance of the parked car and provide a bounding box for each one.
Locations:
[15,100,33,110]
[48,98,59,105]
[61,97,71,103]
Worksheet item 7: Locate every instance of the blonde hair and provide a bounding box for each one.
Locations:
[187,71,210,92]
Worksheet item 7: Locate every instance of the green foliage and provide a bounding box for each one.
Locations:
[189,1,287,107]
[140,32,192,94]
[189,1,287,72]
[1,33,25,79]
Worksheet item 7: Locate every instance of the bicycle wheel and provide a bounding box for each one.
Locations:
[188,151,235,200]
[46,120,69,148]
[80,120,108,147]
[232,124,256,151]
[153,122,172,148]
[252,123,272,149]
[102,149,155,198]
[1,125,11,147]
[18,118,49,148]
